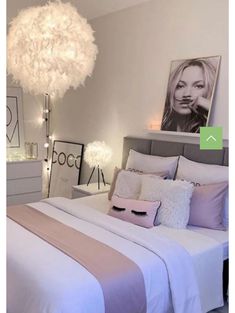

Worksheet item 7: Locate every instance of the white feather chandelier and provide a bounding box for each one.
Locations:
[7,1,98,98]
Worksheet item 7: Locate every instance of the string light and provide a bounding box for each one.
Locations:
[43,94,51,174]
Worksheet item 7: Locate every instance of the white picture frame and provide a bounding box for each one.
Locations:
[7,87,25,155]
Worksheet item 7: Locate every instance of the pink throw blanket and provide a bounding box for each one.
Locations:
[7,205,147,313]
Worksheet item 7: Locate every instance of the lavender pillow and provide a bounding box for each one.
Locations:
[189,182,228,230]
[109,195,161,228]
[176,155,229,229]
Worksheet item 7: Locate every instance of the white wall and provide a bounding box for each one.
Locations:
[7,0,228,187]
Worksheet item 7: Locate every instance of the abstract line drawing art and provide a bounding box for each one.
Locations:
[6,87,25,153]
[7,96,20,147]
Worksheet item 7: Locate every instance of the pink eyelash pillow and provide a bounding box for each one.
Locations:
[109,195,161,228]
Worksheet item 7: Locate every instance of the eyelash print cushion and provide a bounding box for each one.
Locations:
[108,195,161,228]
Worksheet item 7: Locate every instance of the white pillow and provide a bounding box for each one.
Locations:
[176,155,229,228]
[176,155,228,184]
[113,169,168,200]
[139,176,194,229]
[113,170,142,199]
[126,150,178,179]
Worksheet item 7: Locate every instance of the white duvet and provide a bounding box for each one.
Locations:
[77,194,226,312]
[7,197,224,313]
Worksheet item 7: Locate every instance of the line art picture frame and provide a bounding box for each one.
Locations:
[7,87,25,154]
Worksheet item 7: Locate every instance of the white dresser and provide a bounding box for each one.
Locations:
[7,160,43,206]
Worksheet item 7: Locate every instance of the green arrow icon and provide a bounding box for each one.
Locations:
[200,127,223,150]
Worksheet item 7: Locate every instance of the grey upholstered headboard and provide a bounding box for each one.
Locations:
[122,136,228,168]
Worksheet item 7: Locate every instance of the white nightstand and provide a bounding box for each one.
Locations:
[72,183,110,199]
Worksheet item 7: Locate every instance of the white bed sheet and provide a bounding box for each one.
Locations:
[187,226,228,260]
[73,193,228,312]
[74,193,229,260]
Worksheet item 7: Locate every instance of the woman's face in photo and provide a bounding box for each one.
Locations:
[172,65,206,115]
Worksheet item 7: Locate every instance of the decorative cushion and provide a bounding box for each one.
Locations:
[189,182,228,230]
[108,167,122,200]
[113,170,143,199]
[126,149,178,179]
[109,195,161,228]
[176,155,229,228]
[223,194,228,228]
[112,169,168,200]
[139,176,194,229]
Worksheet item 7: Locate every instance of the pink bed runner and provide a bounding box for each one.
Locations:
[7,205,147,313]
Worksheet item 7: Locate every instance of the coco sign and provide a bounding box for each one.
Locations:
[52,150,82,169]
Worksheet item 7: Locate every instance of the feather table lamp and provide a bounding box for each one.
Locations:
[84,141,112,189]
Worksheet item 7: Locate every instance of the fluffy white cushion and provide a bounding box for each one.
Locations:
[139,176,194,229]
[176,156,229,228]
[126,149,178,179]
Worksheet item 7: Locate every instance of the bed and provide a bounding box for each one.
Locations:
[7,136,229,313]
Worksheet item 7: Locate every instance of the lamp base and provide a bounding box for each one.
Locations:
[87,166,106,190]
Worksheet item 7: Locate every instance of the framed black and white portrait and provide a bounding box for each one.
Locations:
[7,87,25,153]
[161,56,221,133]
[49,140,84,198]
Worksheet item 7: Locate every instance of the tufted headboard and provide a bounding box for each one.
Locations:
[122,136,228,168]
